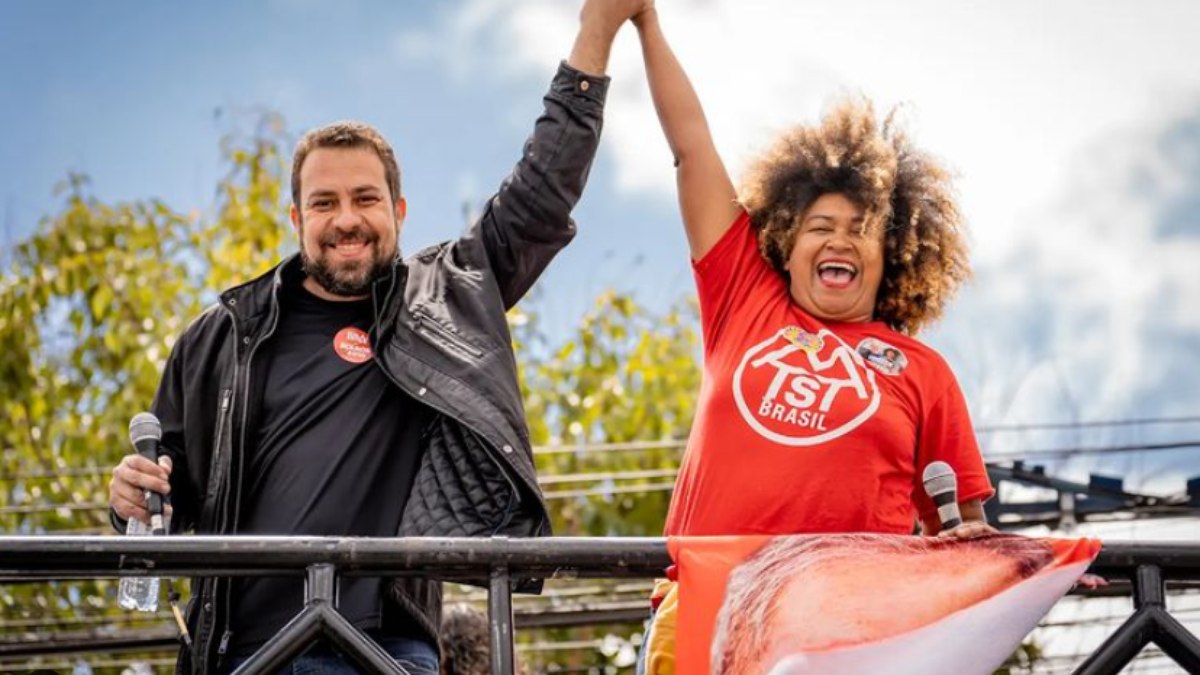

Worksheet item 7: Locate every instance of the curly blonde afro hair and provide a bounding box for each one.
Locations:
[739,99,970,335]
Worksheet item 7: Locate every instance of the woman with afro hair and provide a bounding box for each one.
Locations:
[630,5,998,673]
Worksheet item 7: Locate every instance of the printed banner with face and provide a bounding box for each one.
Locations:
[667,533,1101,675]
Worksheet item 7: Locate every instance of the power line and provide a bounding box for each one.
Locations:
[1036,605,1200,630]
[1,583,658,631]
[538,469,679,486]
[0,502,107,516]
[0,658,177,672]
[7,436,1200,521]
[446,581,654,605]
[1037,645,1182,674]
[7,415,1200,481]
[976,415,1200,434]
[533,440,685,457]
[988,439,1200,462]
[12,436,1200,519]
[4,466,110,480]
[542,482,677,501]
[0,612,173,630]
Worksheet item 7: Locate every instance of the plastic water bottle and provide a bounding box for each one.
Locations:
[119,412,167,612]
[117,517,160,612]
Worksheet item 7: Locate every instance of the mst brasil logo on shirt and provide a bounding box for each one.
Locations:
[732,326,880,446]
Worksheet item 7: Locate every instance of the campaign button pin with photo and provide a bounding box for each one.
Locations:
[855,337,907,376]
[333,327,373,364]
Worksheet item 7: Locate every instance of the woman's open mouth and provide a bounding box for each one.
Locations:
[817,260,858,289]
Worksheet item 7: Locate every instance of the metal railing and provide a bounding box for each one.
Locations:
[1,537,1199,674]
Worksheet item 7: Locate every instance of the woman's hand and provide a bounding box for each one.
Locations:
[936,519,999,540]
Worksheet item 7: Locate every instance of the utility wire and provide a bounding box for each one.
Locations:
[12,440,1200,519]
[988,439,1200,462]
[538,469,679,486]
[10,438,1200,488]
[10,415,1200,480]
[542,482,678,501]
[0,653,175,667]
[534,439,686,457]
[976,415,1200,434]
[0,584,658,630]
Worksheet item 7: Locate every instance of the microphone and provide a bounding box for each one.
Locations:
[922,461,962,531]
[129,412,166,535]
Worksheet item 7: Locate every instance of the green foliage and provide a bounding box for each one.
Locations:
[0,119,291,673]
[514,290,699,538]
[203,112,292,292]
[0,116,701,672]
[507,291,701,672]
[2,174,194,527]
[0,115,1043,675]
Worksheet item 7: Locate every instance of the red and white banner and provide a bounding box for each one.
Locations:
[665,533,1101,675]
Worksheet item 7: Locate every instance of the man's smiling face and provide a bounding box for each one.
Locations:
[291,146,406,300]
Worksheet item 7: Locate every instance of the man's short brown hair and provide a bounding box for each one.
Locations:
[291,121,402,208]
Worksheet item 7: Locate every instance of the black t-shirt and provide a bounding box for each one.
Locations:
[229,277,431,653]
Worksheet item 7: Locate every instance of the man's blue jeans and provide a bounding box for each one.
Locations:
[228,637,438,675]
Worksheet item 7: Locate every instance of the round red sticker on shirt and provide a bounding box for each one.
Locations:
[333,327,373,364]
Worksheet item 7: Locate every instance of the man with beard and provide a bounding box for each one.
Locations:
[106,1,652,672]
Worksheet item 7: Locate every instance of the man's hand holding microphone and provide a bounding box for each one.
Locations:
[110,413,177,613]
[109,412,173,532]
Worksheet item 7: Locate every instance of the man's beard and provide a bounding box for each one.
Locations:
[299,227,394,297]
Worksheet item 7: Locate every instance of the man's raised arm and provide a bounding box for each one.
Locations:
[465,0,651,308]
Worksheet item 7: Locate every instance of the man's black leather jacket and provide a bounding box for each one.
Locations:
[134,62,608,674]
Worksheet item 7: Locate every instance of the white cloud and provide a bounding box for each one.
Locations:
[975,107,1200,393]
[414,0,1200,487]
[415,0,1200,257]
[932,104,1200,490]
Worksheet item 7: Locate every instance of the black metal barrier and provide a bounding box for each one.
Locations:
[1,537,1198,674]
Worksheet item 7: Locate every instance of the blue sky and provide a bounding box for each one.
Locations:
[0,1,681,316]
[4,0,1200,492]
